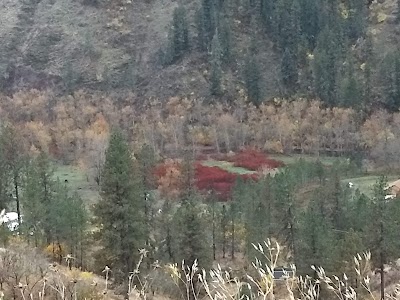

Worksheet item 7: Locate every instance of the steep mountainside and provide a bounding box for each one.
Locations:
[0,0,282,100]
[2,0,400,104]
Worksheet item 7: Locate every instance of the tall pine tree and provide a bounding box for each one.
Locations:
[210,31,223,96]
[94,130,147,282]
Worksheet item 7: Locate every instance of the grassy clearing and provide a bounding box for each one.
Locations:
[342,175,399,197]
[201,160,256,174]
[269,154,347,166]
[53,165,100,206]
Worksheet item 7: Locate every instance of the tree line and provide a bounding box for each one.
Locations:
[3,90,400,169]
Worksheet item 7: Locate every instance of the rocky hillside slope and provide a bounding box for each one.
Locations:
[0,0,398,101]
[0,0,282,100]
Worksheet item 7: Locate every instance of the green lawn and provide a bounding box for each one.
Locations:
[201,160,256,174]
[269,154,347,166]
[342,175,399,197]
[201,154,344,175]
[53,165,100,206]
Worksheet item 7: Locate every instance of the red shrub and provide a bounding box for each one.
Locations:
[153,151,280,201]
[194,163,258,200]
[229,148,284,171]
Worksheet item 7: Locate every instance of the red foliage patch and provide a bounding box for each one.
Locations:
[154,149,283,201]
[228,148,284,171]
[194,163,258,200]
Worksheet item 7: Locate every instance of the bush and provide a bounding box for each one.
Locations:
[229,148,284,171]
[154,152,276,200]
[195,163,257,200]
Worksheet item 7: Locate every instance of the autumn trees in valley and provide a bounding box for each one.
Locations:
[1,89,400,170]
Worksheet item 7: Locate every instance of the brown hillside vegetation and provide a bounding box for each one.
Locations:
[1,90,400,169]
[0,0,400,108]
[0,0,279,99]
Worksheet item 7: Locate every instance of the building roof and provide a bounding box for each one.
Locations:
[273,267,295,280]
[387,179,400,190]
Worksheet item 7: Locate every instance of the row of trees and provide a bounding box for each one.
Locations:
[3,90,400,168]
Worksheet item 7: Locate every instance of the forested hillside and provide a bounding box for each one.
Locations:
[0,0,399,109]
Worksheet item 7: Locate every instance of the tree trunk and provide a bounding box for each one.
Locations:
[231,209,235,260]
[380,217,385,300]
[212,199,216,260]
[14,175,21,234]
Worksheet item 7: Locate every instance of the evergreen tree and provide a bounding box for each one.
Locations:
[0,136,9,211]
[219,17,233,64]
[397,0,400,23]
[339,55,362,108]
[196,0,217,50]
[281,48,298,95]
[174,196,212,269]
[346,0,367,41]
[297,199,336,274]
[368,176,388,300]
[348,190,370,233]
[155,199,175,262]
[23,162,43,245]
[298,0,320,49]
[336,229,364,279]
[172,6,189,58]
[270,0,286,46]
[313,27,341,106]
[94,130,147,282]
[36,152,56,244]
[235,181,256,258]
[48,185,87,266]
[230,178,244,259]
[1,125,27,233]
[273,171,297,264]
[23,154,51,246]
[137,144,157,266]
[163,6,190,65]
[173,194,211,300]
[220,204,228,258]
[281,0,301,81]
[246,198,269,260]
[243,50,262,106]
[260,0,274,31]
[383,51,400,111]
[207,194,218,260]
[210,31,223,96]
[63,60,79,94]
[363,34,374,110]
[365,176,400,300]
